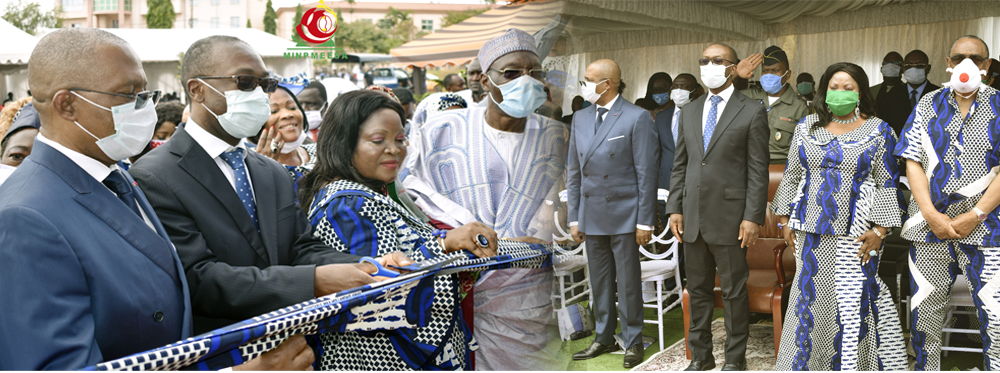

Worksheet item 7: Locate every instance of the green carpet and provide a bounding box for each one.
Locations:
[560,301,724,371]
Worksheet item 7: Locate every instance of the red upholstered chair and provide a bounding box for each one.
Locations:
[682,164,794,358]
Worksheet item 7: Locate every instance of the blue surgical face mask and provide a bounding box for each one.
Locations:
[487,74,547,118]
[760,70,787,95]
[652,92,670,105]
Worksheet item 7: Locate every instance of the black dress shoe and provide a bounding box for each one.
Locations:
[721,360,747,371]
[623,343,644,368]
[572,341,618,360]
[684,359,716,371]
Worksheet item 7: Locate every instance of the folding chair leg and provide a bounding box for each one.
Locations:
[943,307,955,357]
[657,279,664,351]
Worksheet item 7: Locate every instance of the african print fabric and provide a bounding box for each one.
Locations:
[284,143,316,193]
[775,232,907,371]
[909,242,1000,371]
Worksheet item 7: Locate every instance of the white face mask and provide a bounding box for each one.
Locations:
[946,58,988,96]
[904,67,926,85]
[580,79,608,104]
[700,63,731,89]
[71,91,158,161]
[279,129,307,154]
[304,110,323,130]
[671,88,692,108]
[881,64,902,78]
[198,79,271,139]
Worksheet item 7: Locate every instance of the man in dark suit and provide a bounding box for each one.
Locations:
[0,28,312,371]
[130,35,407,334]
[878,49,941,135]
[666,43,769,371]
[568,59,659,368]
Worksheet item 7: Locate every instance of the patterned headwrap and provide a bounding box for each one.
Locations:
[366,85,400,103]
[477,28,538,72]
[277,72,310,95]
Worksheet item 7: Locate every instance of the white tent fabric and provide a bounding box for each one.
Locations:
[0,19,39,65]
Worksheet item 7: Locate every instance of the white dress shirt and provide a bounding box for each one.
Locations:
[186,119,256,203]
[703,83,735,131]
[36,134,157,232]
[571,93,652,232]
[907,81,929,103]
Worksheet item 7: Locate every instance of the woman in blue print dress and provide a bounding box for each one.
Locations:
[771,63,907,370]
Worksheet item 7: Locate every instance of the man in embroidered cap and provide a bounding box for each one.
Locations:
[401,28,568,370]
[735,45,811,164]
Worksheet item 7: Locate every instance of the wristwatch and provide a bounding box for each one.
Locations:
[973,207,989,222]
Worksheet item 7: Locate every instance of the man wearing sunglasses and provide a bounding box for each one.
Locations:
[895,35,1000,371]
[129,35,411,336]
[879,49,941,136]
[0,28,313,371]
[401,28,567,371]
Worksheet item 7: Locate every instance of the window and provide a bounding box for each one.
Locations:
[210,0,218,5]
[211,17,218,28]
[231,16,239,28]
[92,0,116,11]
[71,23,81,27]
[191,0,197,6]
[230,0,238,5]
[421,19,433,31]
[123,0,131,11]
[189,18,197,28]
[61,0,84,12]
[111,19,119,28]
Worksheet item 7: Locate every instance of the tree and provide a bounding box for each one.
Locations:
[376,6,409,30]
[2,0,62,35]
[246,19,251,28]
[441,7,489,28]
[293,3,303,23]
[146,0,176,29]
[262,0,276,35]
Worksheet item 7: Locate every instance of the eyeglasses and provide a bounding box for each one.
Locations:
[197,75,278,93]
[903,63,929,70]
[882,61,903,67]
[698,57,736,66]
[949,54,988,66]
[68,88,162,110]
[489,68,546,81]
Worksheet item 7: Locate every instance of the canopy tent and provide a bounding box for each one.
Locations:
[332,53,392,64]
[0,19,39,99]
[389,0,563,69]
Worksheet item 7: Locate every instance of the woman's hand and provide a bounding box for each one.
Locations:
[855,226,886,265]
[443,222,498,258]
[256,125,283,161]
[926,211,960,240]
[950,211,981,239]
[778,216,796,253]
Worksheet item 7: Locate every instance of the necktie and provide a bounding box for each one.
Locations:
[672,109,681,146]
[103,169,143,218]
[910,90,917,109]
[595,107,609,134]
[219,148,259,230]
[704,95,722,152]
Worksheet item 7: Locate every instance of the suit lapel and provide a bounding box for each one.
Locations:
[688,95,706,158]
[173,130,269,263]
[247,152,278,264]
[583,97,624,166]
[664,107,676,153]
[704,91,745,157]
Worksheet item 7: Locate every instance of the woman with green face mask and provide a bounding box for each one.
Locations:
[769,62,907,370]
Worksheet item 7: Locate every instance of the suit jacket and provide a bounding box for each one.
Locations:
[129,127,361,333]
[878,81,940,135]
[654,106,676,193]
[665,88,769,246]
[567,96,659,235]
[0,141,191,370]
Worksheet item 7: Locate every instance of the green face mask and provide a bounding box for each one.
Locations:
[797,82,814,95]
[825,90,860,116]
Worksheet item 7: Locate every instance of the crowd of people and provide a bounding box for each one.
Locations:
[2,20,1000,373]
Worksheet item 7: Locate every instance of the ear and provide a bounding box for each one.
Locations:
[51,90,79,123]
[925,64,932,73]
[187,79,205,104]
[480,72,491,92]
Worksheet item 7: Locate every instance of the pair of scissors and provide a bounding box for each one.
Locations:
[359,257,401,278]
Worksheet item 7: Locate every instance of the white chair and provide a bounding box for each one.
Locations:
[639,189,683,351]
[550,189,590,311]
[942,275,982,356]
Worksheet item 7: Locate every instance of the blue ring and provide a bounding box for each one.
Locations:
[476,234,490,248]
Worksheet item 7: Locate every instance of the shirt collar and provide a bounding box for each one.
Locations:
[709,83,735,104]
[185,118,247,159]
[908,81,928,95]
[36,133,118,182]
[598,94,620,111]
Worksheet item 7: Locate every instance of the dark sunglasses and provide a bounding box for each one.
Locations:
[949,54,988,66]
[69,88,162,110]
[903,63,929,69]
[698,57,736,66]
[882,61,903,67]
[197,75,278,93]
[490,68,546,81]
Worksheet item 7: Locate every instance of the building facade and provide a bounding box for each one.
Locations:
[274,1,490,40]
[57,0,266,31]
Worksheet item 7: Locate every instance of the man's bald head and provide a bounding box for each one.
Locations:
[180,35,253,96]
[883,51,903,64]
[584,59,623,103]
[29,28,133,104]
[589,59,621,85]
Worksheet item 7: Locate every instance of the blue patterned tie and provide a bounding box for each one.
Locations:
[703,95,722,152]
[103,169,142,218]
[218,148,259,230]
[672,109,681,145]
[595,107,609,133]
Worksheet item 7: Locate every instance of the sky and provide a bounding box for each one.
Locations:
[1,0,492,15]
